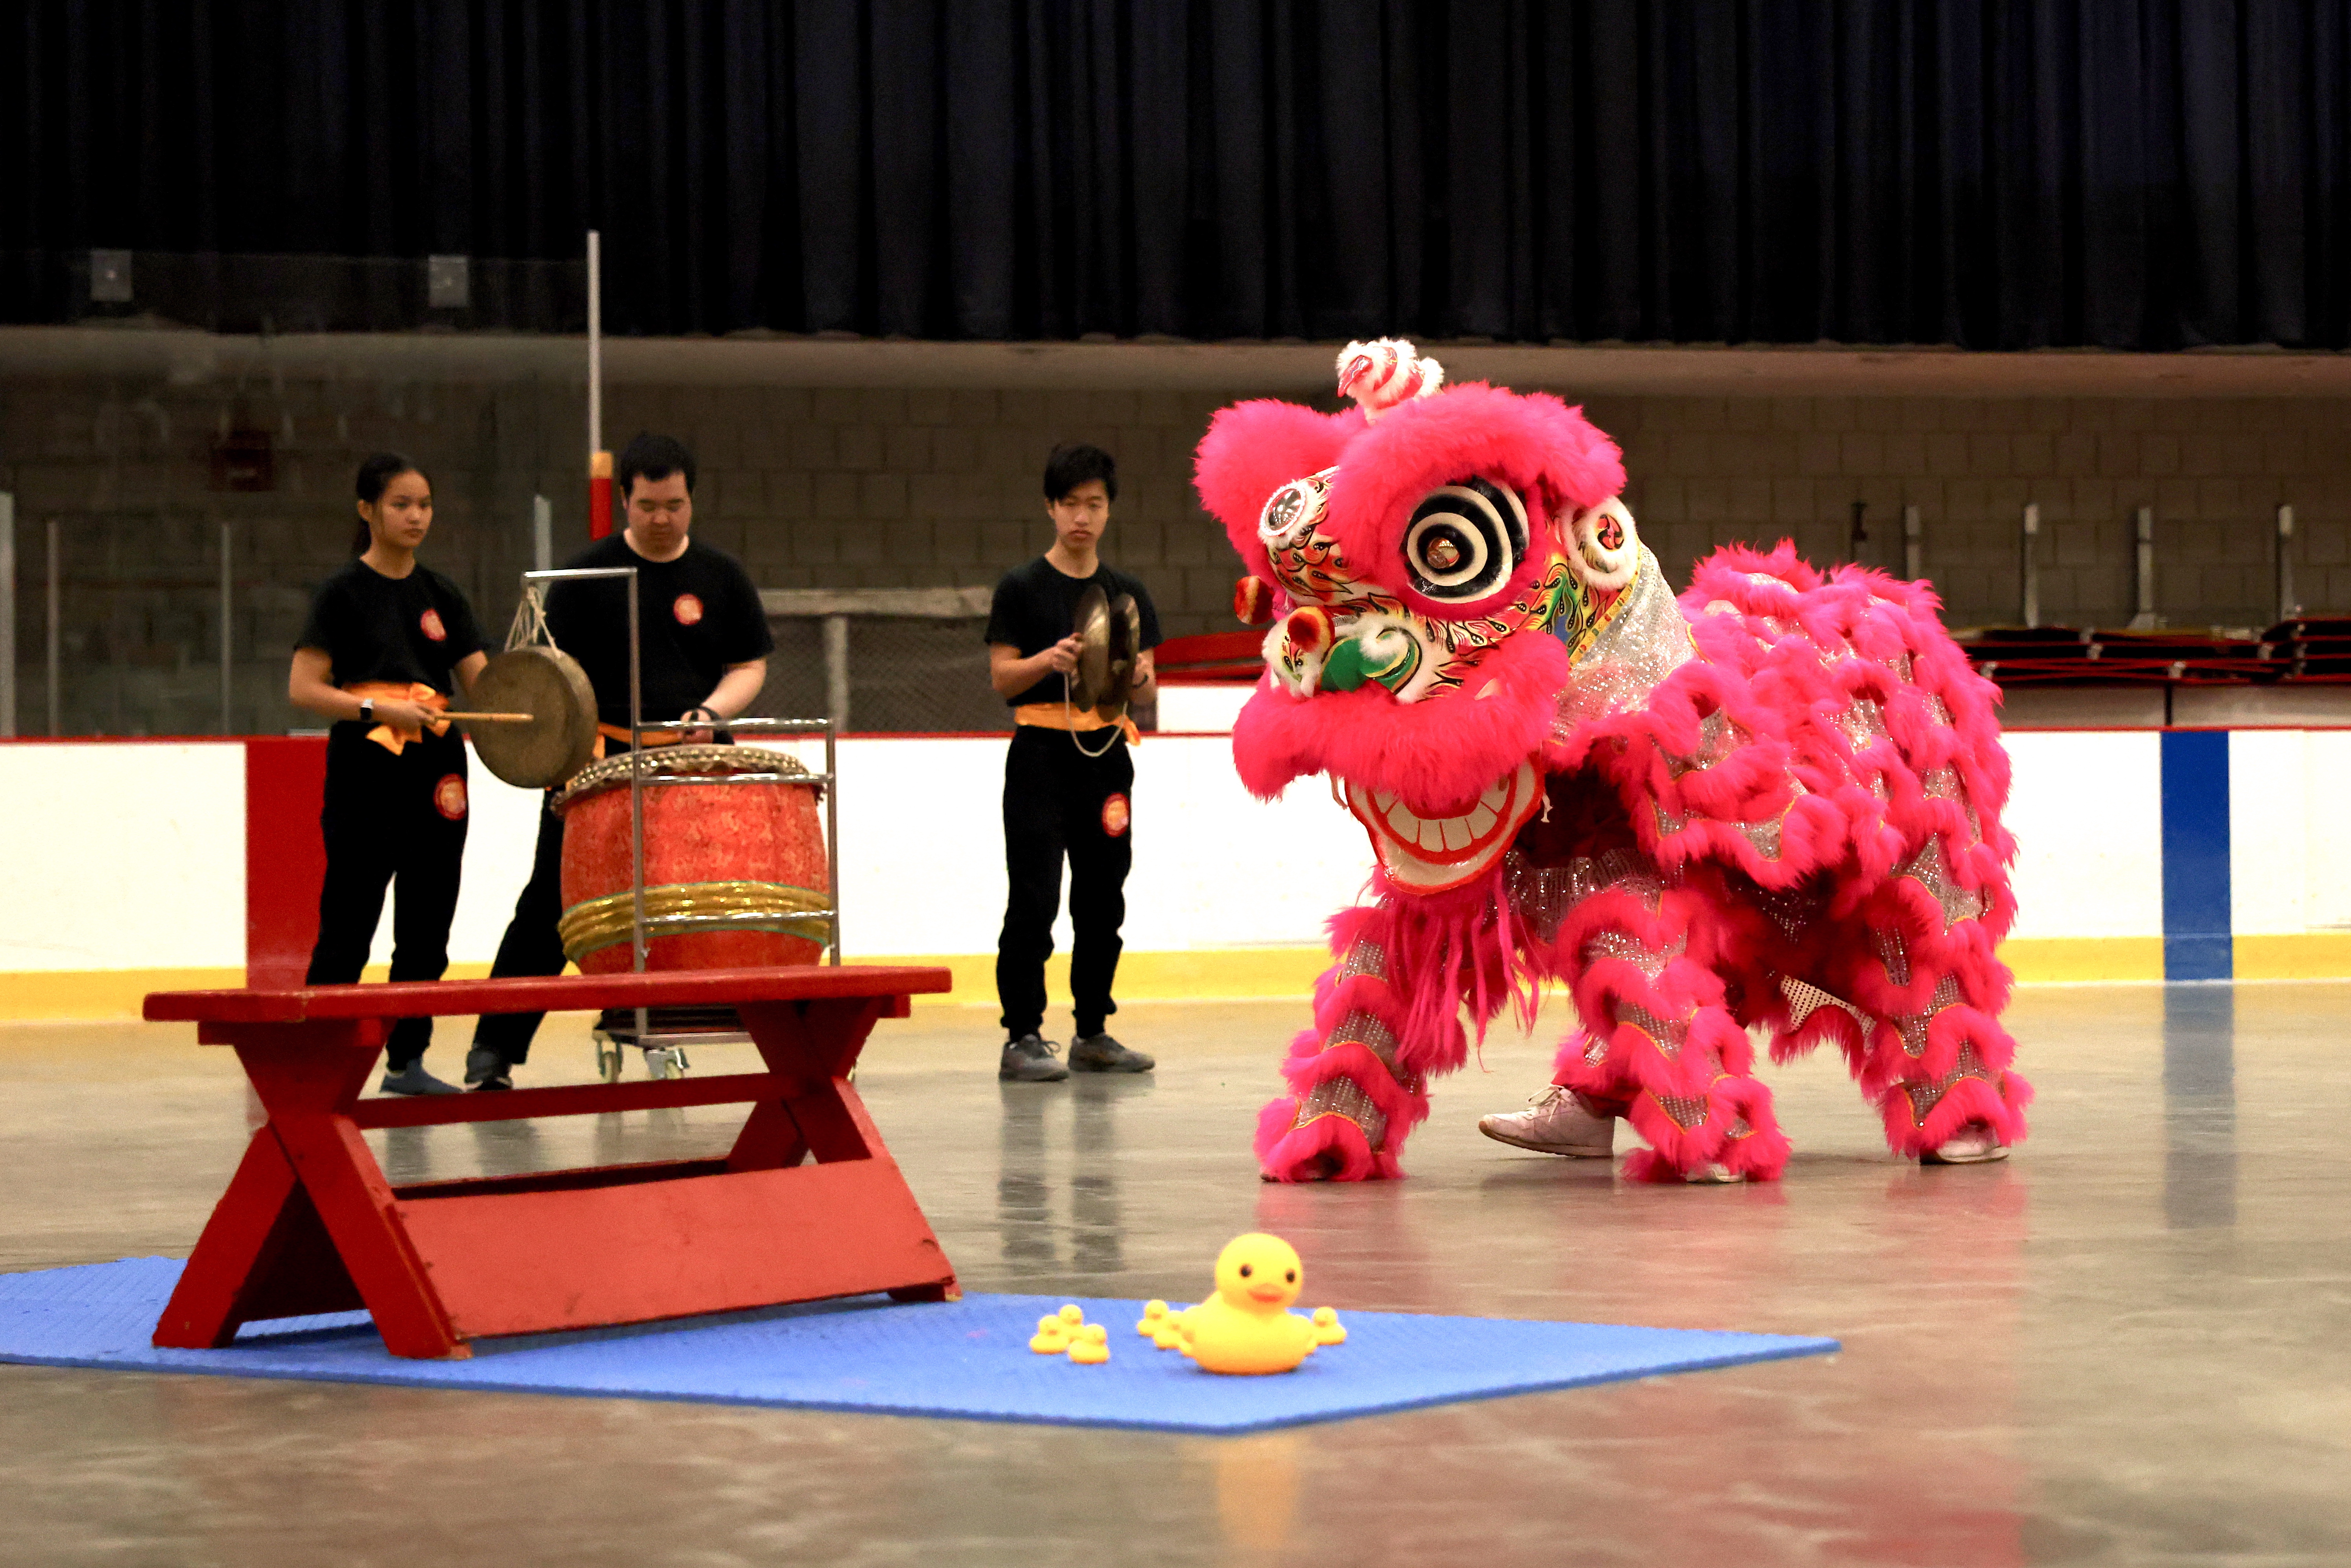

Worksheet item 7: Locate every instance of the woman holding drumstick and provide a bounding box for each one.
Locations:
[287,453,488,1095]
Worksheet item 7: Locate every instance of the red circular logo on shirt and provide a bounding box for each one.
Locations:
[433,774,468,821]
[1101,793,1131,838]
[673,593,704,626]
[419,608,448,642]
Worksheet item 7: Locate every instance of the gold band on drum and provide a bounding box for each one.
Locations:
[558,879,835,965]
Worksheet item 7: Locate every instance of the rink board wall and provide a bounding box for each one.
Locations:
[0,728,2338,1018]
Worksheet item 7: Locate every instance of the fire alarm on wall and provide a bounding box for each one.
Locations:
[212,428,275,492]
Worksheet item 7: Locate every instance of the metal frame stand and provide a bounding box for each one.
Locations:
[520,567,841,1086]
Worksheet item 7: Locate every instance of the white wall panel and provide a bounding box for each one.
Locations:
[0,743,246,970]
[2000,731,2165,940]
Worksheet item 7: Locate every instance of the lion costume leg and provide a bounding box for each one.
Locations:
[1545,875,1794,1182]
[1255,903,1481,1182]
[1835,918,2034,1159]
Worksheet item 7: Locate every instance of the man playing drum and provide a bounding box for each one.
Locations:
[465,433,773,1089]
[985,443,1163,1082]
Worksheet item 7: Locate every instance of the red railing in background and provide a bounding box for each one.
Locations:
[1961,618,2351,687]
[1155,630,1262,684]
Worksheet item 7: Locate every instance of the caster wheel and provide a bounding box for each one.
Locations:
[596,1042,623,1084]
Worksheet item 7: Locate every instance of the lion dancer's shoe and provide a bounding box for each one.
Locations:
[1255,916,1461,1182]
[1544,881,1793,1183]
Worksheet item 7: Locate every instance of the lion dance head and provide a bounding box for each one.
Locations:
[1198,340,1640,895]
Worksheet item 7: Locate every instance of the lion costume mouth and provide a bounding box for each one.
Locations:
[1339,760,1543,893]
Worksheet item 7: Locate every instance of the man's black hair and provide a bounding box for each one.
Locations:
[617,432,697,499]
[1043,443,1117,504]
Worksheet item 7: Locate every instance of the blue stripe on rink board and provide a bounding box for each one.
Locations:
[2160,730,2233,981]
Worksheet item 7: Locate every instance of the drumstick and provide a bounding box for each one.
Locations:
[437,711,537,723]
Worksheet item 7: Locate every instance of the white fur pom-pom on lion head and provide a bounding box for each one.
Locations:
[1336,339,1444,421]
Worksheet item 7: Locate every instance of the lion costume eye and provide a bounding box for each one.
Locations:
[1404,478,1527,601]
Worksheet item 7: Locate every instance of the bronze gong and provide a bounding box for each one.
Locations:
[462,645,599,789]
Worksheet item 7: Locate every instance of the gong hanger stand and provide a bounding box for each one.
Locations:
[520,567,844,1083]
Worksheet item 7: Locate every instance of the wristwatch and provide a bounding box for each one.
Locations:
[358,698,375,723]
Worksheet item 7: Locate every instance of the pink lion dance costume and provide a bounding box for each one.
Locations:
[1197,341,2030,1184]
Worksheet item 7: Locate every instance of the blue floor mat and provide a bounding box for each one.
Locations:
[0,1257,1837,1434]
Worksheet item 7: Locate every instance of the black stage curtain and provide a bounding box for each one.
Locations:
[6,1,2350,348]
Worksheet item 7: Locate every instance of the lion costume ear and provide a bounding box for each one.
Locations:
[1566,498,1641,594]
[1194,399,1363,582]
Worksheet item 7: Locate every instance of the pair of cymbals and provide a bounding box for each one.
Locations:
[460,646,600,789]
[1071,586,1143,718]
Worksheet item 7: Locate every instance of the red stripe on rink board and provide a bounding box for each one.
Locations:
[243,736,329,988]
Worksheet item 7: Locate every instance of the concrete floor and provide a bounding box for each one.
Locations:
[1,983,2346,1566]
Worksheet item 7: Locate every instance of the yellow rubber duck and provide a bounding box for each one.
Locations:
[1135,1299,1171,1337]
[1058,1303,1085,1327]
[1152,1310,1188,1351]
[1068,1323,1111,1364]
[1312,1305,1347,1345]
[1029,1313,1072,1354]
[1177,1233,1322,1376]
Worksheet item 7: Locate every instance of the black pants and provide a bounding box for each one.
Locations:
[471,790,568,1064]
[473,738,673,1064]
[997,726,1133,1041]
[304,725,469,1071]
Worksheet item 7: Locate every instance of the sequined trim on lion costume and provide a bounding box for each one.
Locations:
[1196,340,2030,1183]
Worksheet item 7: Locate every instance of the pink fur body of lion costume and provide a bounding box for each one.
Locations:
[1195,342,2031,1183]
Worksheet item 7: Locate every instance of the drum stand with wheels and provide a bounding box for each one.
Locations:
[517,568,842,1087]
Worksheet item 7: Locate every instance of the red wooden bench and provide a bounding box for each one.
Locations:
[144,966,957,1360]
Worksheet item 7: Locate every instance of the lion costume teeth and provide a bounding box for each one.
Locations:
[1194,339,2030,1185]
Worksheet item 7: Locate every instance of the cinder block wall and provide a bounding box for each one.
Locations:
[5,367,2346,734]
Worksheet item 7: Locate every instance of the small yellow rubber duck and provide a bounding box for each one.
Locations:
[1058,1303,1085,1327]
[1067,1323,1111,1364]
[1312,1305,1347,1345]
[1152,1310,1188,1351]
[1135,1299,1171,1337]
[1029,1313,1072,1354]
[1177,1233,1322,1376]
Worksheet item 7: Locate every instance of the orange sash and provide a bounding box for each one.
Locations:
[592,722,691,760]
[343,682,449,755]
[1014,703,1141,747]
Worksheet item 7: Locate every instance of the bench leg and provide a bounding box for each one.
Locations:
[231,1027,466,1360]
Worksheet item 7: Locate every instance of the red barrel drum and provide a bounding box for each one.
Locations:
[553,745,830,974]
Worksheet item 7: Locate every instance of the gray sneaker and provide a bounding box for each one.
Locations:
[463,1047,512,1091]
[379,1063,462,1096]
[1069,1032,1154,1073]
[999,1034,1070,1082]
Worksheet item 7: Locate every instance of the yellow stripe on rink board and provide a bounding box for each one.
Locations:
[865,948,1334,1008]
[2232,932,2351,980]
[0,964,499,1021]
[1995,937,2167,984]
[24,935,2349,1022]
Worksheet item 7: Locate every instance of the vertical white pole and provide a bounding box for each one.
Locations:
[2019,502,2040,629]
[533,493,553,573]
[586,230,603,459]
[45,515,59,735]
[219,522,234,734]
[1903,503,1922,581]
[824,614,851,735]
[0,491,15,738]
[2135,505,2156,629]
[2276,503,2296,624]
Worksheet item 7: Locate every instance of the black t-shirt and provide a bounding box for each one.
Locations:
[984,557,1163,707]
[547,534,775,725]
[296,558,486,698]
